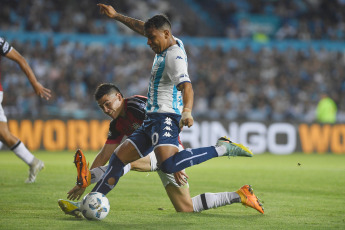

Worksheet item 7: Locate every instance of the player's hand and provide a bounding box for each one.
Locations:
[174,170,189,186]
[179,110,194,129]
[67,185,86,201]
[97,3,118,18]
[33,82,51,100]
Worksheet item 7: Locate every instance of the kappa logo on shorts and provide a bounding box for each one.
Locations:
[163,126,172,131]
[163,117,173,138]
[163,132,172,137]
[164,117,172,126]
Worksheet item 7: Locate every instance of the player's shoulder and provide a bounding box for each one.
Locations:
[167,37,186,58]
[126,95,147,112]
[125,95,147,119]
[166,47,186,63]
[168,43,185,54]
[127,95,147,104]
[168,45,184,55]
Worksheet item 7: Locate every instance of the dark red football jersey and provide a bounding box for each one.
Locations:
[106,95,147,144]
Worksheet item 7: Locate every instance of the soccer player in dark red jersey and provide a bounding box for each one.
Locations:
[58,83,263,217]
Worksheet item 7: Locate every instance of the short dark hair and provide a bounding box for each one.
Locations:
[144,14,171,31]
[94,83,123,101]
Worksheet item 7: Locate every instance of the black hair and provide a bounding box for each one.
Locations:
[94,83,123,101]
[144,14,171,31]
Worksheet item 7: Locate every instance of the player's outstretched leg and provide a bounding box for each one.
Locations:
[58,199,83,218]
[236,185,264,214]
[91,154,125,195]
[159,136,253,174]
[25,158,45,183]
[74,149,91,188]
[216,136,253,157]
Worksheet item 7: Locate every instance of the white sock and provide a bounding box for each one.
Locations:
[123,163,131,175]
[192,192,241,212]
[90,164,131,184]
[11,140,35,165]
[215,145,227,156]
[90,166,107,184]
[149,152,158,171]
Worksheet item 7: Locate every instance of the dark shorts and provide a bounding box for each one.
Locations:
[127,113,181,157]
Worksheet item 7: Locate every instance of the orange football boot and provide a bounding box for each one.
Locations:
[74,149,91,188]
[236,185,264,214]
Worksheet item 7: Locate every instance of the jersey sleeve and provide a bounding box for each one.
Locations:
[105,120,124,144]
[165,48,191,89]
[0,37,12,56]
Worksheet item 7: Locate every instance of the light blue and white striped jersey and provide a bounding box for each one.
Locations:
[146,37,191,115]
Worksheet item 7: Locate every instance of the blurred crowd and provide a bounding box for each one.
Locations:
[0,0,207,37]
[202,0,345,40]
[2,0,345,39]
[2,39,344,122]
[1,0,345,122]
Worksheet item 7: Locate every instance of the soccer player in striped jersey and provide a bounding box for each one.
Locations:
[95,3,255,196]
[0,37,51,183]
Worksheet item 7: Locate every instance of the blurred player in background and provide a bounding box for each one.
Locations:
[58,83,263,217]
[92,3,254,200]
[0,37,51,183]
[316,92,337,123]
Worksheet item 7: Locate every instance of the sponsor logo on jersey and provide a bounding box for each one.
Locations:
[179,74,188,78]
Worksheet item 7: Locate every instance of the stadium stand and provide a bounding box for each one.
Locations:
[0,0,344,122]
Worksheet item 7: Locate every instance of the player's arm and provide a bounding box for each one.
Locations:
[5,48,51,100]
[97,3,146,36]
[174,170,189,186]
[67,143,118,200]
[90,143,119,169]
[166,48,194,128]
[178,82,194,128]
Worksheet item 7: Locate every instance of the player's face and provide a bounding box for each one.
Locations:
[145,27,169,54]
[97,92,123,119]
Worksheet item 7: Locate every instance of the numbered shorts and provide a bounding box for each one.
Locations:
[127,113,181,158]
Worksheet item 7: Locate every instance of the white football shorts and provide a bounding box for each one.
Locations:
[0,92,7,122]
[149,145,189,188]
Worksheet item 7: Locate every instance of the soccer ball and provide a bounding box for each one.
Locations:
[80,192,110,220]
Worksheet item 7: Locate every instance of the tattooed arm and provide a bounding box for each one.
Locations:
[97,3,146,36]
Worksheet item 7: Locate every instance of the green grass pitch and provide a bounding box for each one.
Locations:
[0,151,344,230]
